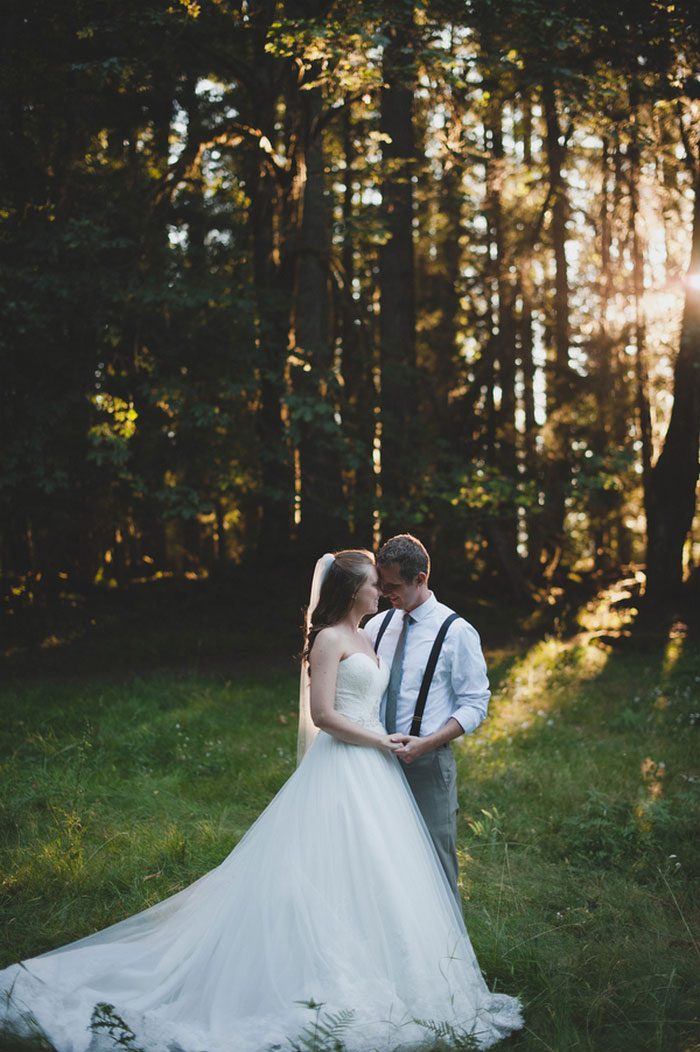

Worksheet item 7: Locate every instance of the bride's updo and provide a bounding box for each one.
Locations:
[303,549,374,663]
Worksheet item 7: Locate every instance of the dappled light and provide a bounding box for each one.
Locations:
[575,574,646,638]
[662,625,687,680]
[460,635,606,759]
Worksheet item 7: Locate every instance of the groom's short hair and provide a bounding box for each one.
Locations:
[377,534,430,582]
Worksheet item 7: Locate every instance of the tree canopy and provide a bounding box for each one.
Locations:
[2,0,699,600]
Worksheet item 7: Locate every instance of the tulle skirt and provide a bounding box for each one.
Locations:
[0,731,522,1051]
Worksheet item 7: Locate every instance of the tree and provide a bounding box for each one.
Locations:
[378,3,418,535]
[646,165,700,597]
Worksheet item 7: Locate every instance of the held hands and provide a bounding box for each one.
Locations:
[388,734,430,764]
[380,733,410,754]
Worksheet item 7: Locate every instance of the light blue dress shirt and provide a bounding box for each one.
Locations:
[364,592,490,737]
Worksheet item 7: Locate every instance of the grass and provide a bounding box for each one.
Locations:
[0,673,300,964]
[0,579,699,1051]
[455,629,700,1052]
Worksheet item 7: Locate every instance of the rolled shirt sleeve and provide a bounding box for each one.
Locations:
[446,619,490,735]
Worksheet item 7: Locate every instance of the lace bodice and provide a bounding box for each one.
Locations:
[334,652,390,731]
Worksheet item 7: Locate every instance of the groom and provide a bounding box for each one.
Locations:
[364,534,490,906]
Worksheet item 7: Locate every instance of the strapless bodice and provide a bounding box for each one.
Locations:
[334,652,390,731]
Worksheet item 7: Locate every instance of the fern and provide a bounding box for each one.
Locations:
[413,1018,481,1051]
[283,1001,355,1052]
[88,1003,145,1051]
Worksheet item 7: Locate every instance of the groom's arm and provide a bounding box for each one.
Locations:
[391,619,490,764]
[390,716,464,763]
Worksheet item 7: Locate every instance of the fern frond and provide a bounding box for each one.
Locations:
[413,1017,481,1051]
[89,1003,145,1051]
[284,1004,355,1052]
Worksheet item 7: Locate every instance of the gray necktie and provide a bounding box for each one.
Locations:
[385,613,413,734]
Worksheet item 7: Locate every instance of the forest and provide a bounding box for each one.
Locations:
[2,8,700,1050]
[2,0,700,606]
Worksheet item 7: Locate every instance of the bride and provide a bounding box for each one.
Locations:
[0,550,523,1051]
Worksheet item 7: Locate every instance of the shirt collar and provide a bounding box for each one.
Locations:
[406,591,437,623]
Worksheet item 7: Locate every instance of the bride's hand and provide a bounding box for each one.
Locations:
[379,734,405,753]
[383,734,410,753]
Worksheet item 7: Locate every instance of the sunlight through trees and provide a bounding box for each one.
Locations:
[1,0,699,598]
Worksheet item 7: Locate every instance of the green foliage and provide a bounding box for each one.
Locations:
[0,670,299,963]
[89,1004,139,1049]
[411,1019,481,1050]
[266,8,385,97]
[457,624,700,1050]
[554,787,675,867]
[447,463,539,519]
[286,1002,355,1052]
[2,0,699,589]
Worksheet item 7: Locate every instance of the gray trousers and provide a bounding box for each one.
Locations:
[402,744,461,908]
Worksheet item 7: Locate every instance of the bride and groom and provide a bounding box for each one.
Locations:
[0,534,522,1051]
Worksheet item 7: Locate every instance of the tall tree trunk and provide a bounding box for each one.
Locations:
[378,8,417,537]
[590,136,615,571]
[290,73,348,555]
[423,140,467,560]
[628,88,654,525]
[484,95,528,595]
[338,101,376,544]
[517,93,541,575]
[541,77,573,575]
[246,0,294,557]
[645,167,700,599]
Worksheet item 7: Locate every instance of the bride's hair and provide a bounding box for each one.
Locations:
[303,549,375,665]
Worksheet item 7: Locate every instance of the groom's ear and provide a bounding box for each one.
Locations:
[415,571,428,587]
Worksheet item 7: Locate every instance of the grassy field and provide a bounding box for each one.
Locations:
[0,578,698,1051]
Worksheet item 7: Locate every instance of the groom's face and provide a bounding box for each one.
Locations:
[379,562,426,612]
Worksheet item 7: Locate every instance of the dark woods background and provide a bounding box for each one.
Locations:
[2,0,700,636]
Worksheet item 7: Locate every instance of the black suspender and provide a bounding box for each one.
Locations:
[410,612,460,737]
[373,608,395,652]
[373,608,461,738]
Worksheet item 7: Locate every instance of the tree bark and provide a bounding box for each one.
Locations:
[289,72,348,555]
[378,8,417,537]
[516,93,541,574]
[627,89,654,525]
[484,96,528,595]
[245,0,295,557]
[645,167,700,599]
[338,101,377,543]
[541,77,573,573]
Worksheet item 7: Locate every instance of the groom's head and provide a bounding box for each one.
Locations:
[377,534,430,612]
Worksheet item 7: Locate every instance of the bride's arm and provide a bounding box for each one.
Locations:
[309,630,398,752]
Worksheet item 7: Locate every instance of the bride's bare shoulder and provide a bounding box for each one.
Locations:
[313,624,344,648]
[311,624,350,663]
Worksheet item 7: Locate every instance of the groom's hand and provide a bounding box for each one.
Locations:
[389,734,430,764]
[388,734,410,752]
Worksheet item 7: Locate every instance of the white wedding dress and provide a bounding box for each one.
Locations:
[0,654,522,1051]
